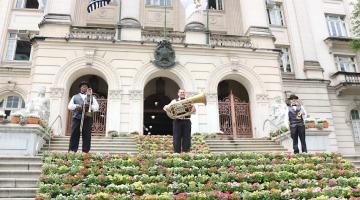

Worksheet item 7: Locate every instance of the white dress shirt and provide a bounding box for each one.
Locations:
[68,93,99,112]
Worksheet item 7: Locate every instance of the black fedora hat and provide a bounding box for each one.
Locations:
[288,94,299,100]
[79,81,90,88]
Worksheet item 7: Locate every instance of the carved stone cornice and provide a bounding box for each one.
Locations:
[129,90,143,100]
[50,88,64,98]
[108,90,122,100]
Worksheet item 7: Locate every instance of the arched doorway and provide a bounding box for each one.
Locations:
[66,75,108,137]
[218,80,252,138]
[143,77,179,135]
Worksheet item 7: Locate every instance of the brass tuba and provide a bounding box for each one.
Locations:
[166,93,207,119]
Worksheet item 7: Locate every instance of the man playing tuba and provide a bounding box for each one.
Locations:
[164,89,196,153]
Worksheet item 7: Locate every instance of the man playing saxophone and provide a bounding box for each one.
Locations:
[164,89,196,153]
[68,81,99,153]
[287,94,307,154]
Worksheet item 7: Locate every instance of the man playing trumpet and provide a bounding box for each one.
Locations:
[164,89,196,153]
[287,94,307,154]
[68,81,99,153]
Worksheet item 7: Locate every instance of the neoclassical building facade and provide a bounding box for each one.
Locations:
[0,0,359,154]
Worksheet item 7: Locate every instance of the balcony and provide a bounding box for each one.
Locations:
[330,71,360,95]
[69,27,116,41]
[324,36,353,54]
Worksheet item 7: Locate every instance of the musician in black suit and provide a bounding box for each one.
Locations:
[67,81,99,153]
[164,89,196,153]
[288,94,307,154]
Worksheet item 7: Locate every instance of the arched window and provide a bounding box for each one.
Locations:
[0,95,26,118]
[351,109,360,144]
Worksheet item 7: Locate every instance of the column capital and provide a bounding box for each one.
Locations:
[50,88,64,98]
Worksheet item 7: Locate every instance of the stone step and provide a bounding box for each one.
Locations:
[0,178,38,188]
[48,141,137,145]
[206,141,278,145]
[38,150,137,155]
[209,148,286,152]
[43,144,137,148]
[0,188,37,198]
[0,163,42,171]
[41,147,137,151]
[210,149,288,153]
[207,144,283,148]
[342,155,360,161]
[0,198,35,200]
[205,139,272,142]
[0,157,41,164]
[0,171,41,179]
[51,137,136,142]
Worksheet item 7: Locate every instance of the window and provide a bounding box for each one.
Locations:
[5,33,32,61]
[267,4,284,26]
[278,47,292,73]
[145,0,171,6]
[15,0,47,9]
[0,95,25,109]
[326,15,347,37]
[208,0,223,10]
[351,110,360,144]
[334,55,357,72]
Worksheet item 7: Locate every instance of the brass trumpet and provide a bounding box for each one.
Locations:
[165,93,207,119]
[80,88,93,134]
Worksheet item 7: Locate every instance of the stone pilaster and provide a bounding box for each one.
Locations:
[119,0,142,41]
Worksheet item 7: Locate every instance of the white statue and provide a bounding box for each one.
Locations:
[263,96,289,134]
[26,86,50,122]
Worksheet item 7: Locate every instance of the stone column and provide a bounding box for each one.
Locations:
[128,90,143,134]
[39,0,74,37]
[106,90,122,136]
[206,93,221,133]
[240,0,274,49]
[49,87,66,136]
[118,0,142,41]
[292,0,324,79]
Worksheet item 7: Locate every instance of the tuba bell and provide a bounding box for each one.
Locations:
[166,93,207,119]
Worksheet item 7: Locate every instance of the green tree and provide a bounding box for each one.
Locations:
[351,0,360,50]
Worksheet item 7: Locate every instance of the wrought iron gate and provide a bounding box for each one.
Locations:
[67,98,107,137]
[218,93,252,137]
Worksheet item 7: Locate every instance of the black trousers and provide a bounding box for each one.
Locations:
[69,117,93,153]
[290,125,307,154]
[173,119,191,153]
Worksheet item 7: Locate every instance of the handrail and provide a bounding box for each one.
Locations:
[45,115,62,151]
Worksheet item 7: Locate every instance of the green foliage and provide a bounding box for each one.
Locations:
[351,0,360,50]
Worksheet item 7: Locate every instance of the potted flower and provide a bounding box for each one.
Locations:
[26,113,40,124]
[305,118,316,128]
[10,111,23,124]
[316,119,329,129]
[0,111,5,123]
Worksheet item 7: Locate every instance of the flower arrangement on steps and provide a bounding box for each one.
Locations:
[134,133,209,154]
[36,152,360,200]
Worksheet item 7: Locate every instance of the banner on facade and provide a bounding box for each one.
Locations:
[180,0,208,19]
[87,0,111,13]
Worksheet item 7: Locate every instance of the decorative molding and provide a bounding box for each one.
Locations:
[50,88,64,98]
[207,93,218,102]
[129,90,143,100]
[256,94,269,102]
[108,90,122,100]
[229,56,248,71]
[119,17,141,28]
[84,48,96,65]
[185,22,206,32]
[39,14,71,27]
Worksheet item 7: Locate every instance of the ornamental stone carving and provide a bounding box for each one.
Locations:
[50,88,64,98]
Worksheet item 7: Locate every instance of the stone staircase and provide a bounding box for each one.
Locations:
[0,156,42,199]
[0,136,138,199]
[342,155,360,170]
[39,136,138,154]
[206,138,288,153]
